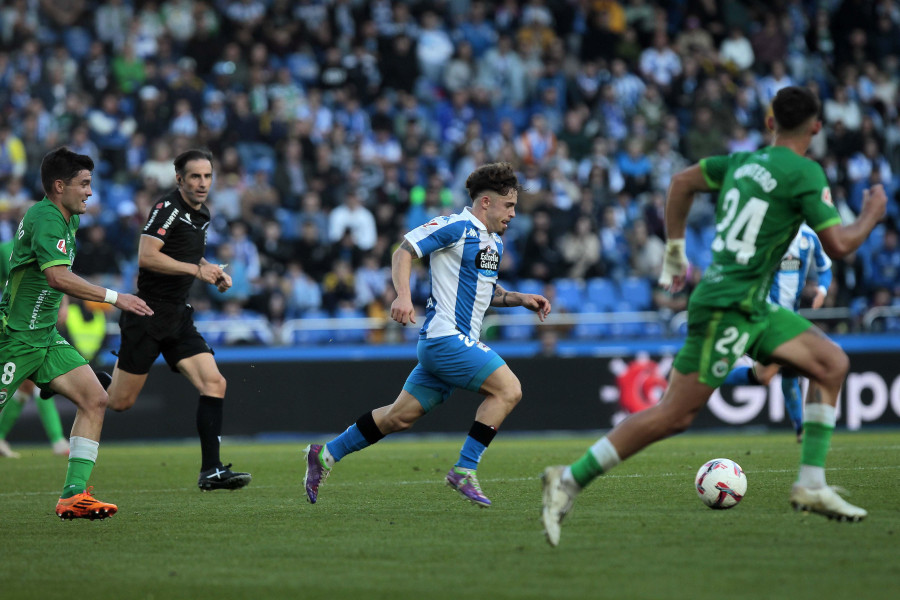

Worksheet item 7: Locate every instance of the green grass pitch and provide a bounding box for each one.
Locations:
[2,431,898,600]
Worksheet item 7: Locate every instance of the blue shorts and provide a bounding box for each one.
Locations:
[402,333,506,412]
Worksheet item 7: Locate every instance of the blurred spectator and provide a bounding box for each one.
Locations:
[519,209,563,282]
[74,224,120,279]
[478,34,527,109]
[640,31,682,92]
[354,252,389,309]
[240,166,279,224]
[284,260,322,316]
[599,205,629,281]
[321,258,357,313]
[629,218,664,280]
[675,15,714,57]
[617,138,652,196]
[558,214,603,279]
[720,26,755,72]
[328,188,376,251]
[228,219,262,286]
[684,106,727,163]
[0,119,27,185]
[823,84,863,131]
[750,13,788,70]
[257,219,294,276]
[295,220,332,281]
[869,227,900,295]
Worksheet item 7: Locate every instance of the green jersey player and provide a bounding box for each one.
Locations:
[541,86,887,546]
[0,238,70,458]
[0,147,153,520]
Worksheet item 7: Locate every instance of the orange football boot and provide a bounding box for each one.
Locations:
[55,487,118,520]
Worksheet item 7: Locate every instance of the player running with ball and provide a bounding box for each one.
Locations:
[541,86,886,546]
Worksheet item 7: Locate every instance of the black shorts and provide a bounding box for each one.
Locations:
[117,300,213,374]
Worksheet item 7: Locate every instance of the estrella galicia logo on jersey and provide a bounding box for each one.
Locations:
[155,202,163,209]
[476,246,499,275]
[780,256,800,271]
[821,187,833,206]
[56,239,66,254]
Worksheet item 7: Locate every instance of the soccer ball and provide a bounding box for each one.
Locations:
[694,458,747,509]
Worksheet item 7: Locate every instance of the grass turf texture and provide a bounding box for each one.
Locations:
[1,431,897,600]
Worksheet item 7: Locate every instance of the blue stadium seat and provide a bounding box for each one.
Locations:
[501,322,536,341]
[620,277,653,311]
[515,278,544,297]
[573,303,611,339]
[553,278,585,312]
[585,278,619,311]
[290,310,333,345]
[332,307,368,343]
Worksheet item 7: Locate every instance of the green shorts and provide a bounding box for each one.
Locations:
[0,332,88,409]
[672,303,812,387]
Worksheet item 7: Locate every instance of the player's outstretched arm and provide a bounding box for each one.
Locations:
[817,184,888,259]
[43,266,153,316]
[659,164,712,292]
[491,284,552,321]
[389,240,417,325]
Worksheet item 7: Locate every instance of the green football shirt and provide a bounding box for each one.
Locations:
[0,238,12,292]
[0,198,78,346]
[691,146,841,315]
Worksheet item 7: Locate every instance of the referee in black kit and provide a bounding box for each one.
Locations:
[107,149,251,491]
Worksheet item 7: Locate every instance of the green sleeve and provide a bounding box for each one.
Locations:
[699,155,731,190]
[0,240,12,286]
[32,215,72,271]
[796,164,842,232]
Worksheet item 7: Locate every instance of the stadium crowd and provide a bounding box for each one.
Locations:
[1,0,899,345]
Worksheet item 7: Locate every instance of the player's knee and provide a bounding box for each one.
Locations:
[498,377,522,409]
[383,412,416,433]
[84,389,109,413]
[200,374,227,397]
[108,393,136,412]
[825,350,850,386]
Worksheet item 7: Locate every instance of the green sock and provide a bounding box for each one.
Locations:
[800,421,834,467]
[0,396,25,438]
[61,458,95,498]
[570,450,604,488]
[35,396,65,443]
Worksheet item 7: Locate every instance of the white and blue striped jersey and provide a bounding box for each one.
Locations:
[770,224,832,310]
[404,207,502,341]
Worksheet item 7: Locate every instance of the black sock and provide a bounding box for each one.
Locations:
[356,411,386,445]
[468,421,497,446]
[197,395,224,471]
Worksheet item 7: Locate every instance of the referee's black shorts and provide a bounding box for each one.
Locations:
[117,299,213,374]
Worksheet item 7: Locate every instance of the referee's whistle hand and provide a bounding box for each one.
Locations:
[116,293,154,316]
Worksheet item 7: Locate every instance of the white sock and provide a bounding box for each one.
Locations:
[321,444,335,468]
[589,437,621,473]
[804,403,836,426]
[561,466,585,494]
[69,436,99,463]
[797,465,826,489]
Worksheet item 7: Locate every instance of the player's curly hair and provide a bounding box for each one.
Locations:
[40,147,94,196]
[772,86,820,132]
[465,162,521,201]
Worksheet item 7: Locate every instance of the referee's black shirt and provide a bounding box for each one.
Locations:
[137,188,211,303]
